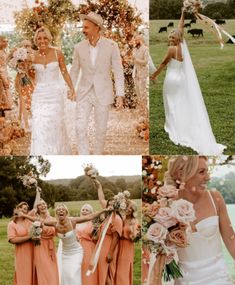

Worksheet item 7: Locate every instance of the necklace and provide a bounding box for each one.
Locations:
[38,49,49,69]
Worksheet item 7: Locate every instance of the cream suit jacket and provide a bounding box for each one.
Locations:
[70,37,124,106]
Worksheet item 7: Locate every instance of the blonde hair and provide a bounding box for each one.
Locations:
[128,200,138,218]
[55,204,69,215]
[80,204,94,215]
[168,29,182,42]
[35,199,48,215]
[33,27,52,45]
[165,156,207,186]
[16,201,29,211]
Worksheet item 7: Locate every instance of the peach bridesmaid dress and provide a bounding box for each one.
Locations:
[97,213,123,285]
[76,221,98,285]
[7,219,34,285]
[33,223,59,285]
[116,220,139,285]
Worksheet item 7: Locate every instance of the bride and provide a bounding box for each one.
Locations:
[45,204,110,285]
[162,156,235,285]
[30,27,76,155]
[150,10,226,155]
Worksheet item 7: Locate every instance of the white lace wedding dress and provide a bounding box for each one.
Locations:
[30,59,71,155]
[163,40,226,155]
[57,230,83,285]
[175,192,233,285]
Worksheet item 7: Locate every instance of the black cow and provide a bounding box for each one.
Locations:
[215,19,226,25]
[226,35,235,44]
[184,23,191,28]
[190,19,196,24]
[188,29,203,37]
[158,27,167,33]
[168,22,174,27]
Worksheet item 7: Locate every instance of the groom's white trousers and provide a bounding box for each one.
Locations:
[76,87,110,154]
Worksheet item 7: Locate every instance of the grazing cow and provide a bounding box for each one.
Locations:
[168,22,174,27]
[158,27,167,33]
[188,29,203,37]
[184,23,191,28]
[226,36,235,44]
[215,19,226,25]
[190,19,196,24]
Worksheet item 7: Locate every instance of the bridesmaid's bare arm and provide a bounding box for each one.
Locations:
[72,209,108,224]
[9,235,31,244]
[213,191,235,259]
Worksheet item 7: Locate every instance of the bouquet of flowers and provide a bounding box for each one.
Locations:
[83,163,99,179]
[18,171,42,192]
[142,157,196,283]
[29,221,42,246]
[9,48,34,86]
[112,190,130,216]
[183,0,203,14]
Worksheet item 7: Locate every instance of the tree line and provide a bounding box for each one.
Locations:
[150,0,235,19]
[0,157,141,218]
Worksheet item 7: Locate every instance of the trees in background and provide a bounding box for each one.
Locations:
[150,0,235,19]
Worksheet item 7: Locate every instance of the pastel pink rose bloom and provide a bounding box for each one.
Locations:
[158,185,178,199]
[171,199,196,224]
[147,222,168,243]
[153,207,178,228]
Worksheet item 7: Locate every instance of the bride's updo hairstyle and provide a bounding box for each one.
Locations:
[33,27,53,45]
[164,156,207,187]
[168,29,183,43]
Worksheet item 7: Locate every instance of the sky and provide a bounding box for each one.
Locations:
[42,155,142,180]
[41,155,235,180]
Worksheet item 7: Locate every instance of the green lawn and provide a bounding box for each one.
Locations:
[0,199,141,285]
[150,19,235,155]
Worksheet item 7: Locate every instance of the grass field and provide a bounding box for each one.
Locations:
[0,199,141,285]
[149,19,235,155]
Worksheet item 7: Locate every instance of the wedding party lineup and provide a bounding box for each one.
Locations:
[0,0,234,284]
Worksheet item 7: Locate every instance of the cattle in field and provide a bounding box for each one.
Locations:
[188,29,203,37]
[168,22,174,27]
[226,36,235,44]
[158,27,167,33]
[190,19,196,24]
[184,23,191,28]
[215,19,226,25]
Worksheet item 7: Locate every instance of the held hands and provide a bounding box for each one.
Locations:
[106,252,113,263]
[67,88,76,101]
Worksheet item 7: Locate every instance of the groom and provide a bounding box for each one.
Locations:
[70,12,124,154]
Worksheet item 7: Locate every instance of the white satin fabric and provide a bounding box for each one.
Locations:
[30,62,73,155]
[163,40,226,155]
[175,216,233,285]
[57,230,83,285]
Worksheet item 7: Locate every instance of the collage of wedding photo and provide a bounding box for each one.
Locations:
[0,0,234,284]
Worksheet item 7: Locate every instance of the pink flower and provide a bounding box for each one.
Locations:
[158,185,178,199]
[153,207,178,228]
[171,199,196,224]
[147,223,168,243]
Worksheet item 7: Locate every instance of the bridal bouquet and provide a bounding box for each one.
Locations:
[112,190,130,216]
[29,221,42,246]
[183,0,203,14]
[83,163,99,178]
[142,156,196,283]
[18,171,42,192]
[9,48,34,86]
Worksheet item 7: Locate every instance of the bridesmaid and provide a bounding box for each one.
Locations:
[95,179,123,285]
[116,200,141,285]
[0,35,12,115]
[76,204,98,285]
[26,189,59,285]
[7,202,33,285]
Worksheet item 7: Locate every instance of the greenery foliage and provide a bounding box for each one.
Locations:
[150,0,235,19]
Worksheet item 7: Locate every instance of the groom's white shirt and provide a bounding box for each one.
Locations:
[70,36,124,105]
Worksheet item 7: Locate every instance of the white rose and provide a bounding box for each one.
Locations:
[120,202,127,210]
[123,190,130,197]
[153,207,178,228]
[33,221,41,227]
[171,199,196,224]
[146,222,168,243]
[158,185,178,199]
